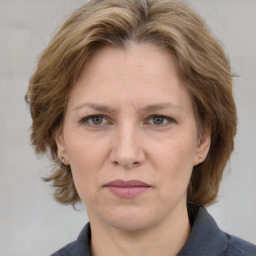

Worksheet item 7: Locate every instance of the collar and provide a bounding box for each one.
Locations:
[75,206,228,256]
[178,205,228,255]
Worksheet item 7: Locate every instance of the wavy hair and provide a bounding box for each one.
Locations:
[26,0,237,206]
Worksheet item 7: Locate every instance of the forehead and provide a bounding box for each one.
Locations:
[79,42,177,82]
[68,42,193,113]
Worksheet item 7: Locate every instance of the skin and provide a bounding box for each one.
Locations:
[56,42,211,256]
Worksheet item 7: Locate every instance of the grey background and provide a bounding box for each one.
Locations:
[0,0,255,255]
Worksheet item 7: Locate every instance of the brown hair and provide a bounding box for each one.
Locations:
[26,0,237,206]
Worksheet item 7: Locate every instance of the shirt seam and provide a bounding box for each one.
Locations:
[222,233,245,256]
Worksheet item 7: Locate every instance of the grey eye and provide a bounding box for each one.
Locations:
[152,116,165,125]
[79,115,109,127]
[148,115,172,126]
[91,116,104,125]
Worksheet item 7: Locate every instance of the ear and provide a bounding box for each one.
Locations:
[193,128,211,166]
[55,129,70,165]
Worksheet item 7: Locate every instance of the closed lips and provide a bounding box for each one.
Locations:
[105,179,151,187]
[104,180,151,198]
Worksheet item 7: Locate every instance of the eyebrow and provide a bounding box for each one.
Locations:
[142,102,183,112]
[73,102,183,113]
[73,103,116,113]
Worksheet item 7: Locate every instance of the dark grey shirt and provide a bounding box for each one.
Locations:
[51,206,256,255]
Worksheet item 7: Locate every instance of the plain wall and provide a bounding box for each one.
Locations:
[0,0,255,255]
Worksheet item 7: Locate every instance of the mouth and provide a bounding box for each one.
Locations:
[104,179,151,198]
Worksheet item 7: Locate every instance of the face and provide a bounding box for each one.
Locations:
[56,42,210,231]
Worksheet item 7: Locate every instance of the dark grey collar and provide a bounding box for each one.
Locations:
[52,205,241,256]
[74,205,228,256]
[178,206,228,255]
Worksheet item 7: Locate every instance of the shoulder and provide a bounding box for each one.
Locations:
[224,233,256,256]
[50,223,92,256]
[179,205,256,256]
[50,241,77,256]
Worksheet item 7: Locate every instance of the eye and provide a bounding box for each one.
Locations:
[90,116,105,125]
[80,115,109,126]
[148,115,173,126]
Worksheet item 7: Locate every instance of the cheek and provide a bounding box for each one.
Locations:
[66,131,107,170]
[153,137,196,188]
[64,136,106,194]
[155,137,196,169]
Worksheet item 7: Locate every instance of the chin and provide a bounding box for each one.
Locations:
[109,218,153,232]
[101,207,161,232]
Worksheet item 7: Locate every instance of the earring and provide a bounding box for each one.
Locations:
[61,157,65,164]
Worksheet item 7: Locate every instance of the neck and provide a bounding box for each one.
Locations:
[89,204,191,256]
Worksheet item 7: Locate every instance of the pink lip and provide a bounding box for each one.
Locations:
[104,179,151,198]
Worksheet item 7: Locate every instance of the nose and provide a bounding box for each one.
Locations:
[109,123,146,169]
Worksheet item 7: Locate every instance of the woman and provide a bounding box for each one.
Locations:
[26,0,256,255]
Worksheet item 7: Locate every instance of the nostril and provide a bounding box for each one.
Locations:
[111,160,141,167]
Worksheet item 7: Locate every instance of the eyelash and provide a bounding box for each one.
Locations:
[147,115,174,126]
[79,115,110,126]
[79,114,175,127]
